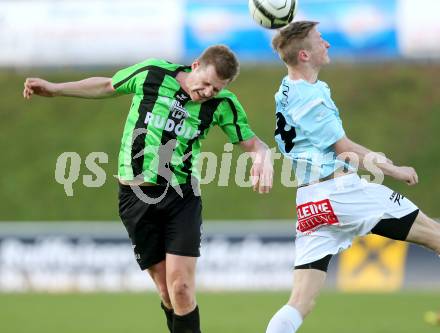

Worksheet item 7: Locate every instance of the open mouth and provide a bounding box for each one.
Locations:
[196,91,206,100]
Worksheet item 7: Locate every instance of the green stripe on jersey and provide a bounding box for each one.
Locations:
[112,59,255,185]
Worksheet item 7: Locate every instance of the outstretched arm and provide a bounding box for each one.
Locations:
[334,136,418,185]
[239,136,274,193]
[23,77,116,100]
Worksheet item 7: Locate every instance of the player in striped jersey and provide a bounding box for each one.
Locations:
[265,21,440,333]
[23,45,273,333]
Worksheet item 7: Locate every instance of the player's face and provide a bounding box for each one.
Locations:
[187,62,230,102]
[307,27,331,66]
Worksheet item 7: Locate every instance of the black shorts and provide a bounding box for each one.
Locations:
[371,209,419,241]
[118,183,203,270]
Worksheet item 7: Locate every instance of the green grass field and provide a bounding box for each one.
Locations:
[1,291,439,333]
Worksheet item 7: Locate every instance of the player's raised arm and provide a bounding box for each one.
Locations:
[239,136,274,193]
[334,135,419,186]
[23,77,116,100]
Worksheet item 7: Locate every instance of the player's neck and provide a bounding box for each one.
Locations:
[176,71,190,95]
[288,65,319,84]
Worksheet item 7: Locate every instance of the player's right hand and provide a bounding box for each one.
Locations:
[393,166,418,186]
[23,78,57,99]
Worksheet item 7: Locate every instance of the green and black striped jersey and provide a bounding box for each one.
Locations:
[112,59,255,185]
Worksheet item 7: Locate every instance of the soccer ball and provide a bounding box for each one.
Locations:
[248,0,298,29]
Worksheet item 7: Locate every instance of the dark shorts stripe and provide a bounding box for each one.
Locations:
[295,254,333,272]
[371,209,419,241]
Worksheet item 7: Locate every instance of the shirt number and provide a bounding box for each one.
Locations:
[274,112,296,153]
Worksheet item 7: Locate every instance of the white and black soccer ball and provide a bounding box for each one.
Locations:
[248,0,298,29]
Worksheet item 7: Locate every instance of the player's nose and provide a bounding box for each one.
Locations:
[205,87,214,98]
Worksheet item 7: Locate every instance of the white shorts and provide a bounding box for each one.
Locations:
[294,173,418,266]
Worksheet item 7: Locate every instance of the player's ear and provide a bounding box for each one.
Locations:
[191,60,200,71]
[298,49,309,62]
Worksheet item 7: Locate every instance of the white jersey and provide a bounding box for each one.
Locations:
[274,77,354,186]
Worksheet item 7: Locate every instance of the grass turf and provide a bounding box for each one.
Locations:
[1,291,439,333]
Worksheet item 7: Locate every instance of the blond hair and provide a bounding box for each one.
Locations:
[272,21,319,66]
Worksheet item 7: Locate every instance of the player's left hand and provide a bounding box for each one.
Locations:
[239,137,273,193]
[393,166,419,186]
[251,155,273,194]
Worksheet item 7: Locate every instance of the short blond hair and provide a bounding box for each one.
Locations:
[198,45,240,81]
[272,21,319,66]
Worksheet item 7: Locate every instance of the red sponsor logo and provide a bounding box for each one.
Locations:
[296,199,339,233]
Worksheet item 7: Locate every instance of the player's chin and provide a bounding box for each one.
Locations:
[190,92,203,102]
[193,96,209,103]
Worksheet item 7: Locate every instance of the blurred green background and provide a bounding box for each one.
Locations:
[1,64,439,220]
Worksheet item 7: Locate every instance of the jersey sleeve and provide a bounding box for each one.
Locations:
[295,102,345,150]
[111,61,149,95]
[217,96,255,144]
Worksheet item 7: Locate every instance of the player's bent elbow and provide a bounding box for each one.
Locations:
[104,78,116,95]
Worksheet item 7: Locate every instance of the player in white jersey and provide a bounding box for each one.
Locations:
[266,21,440,333]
